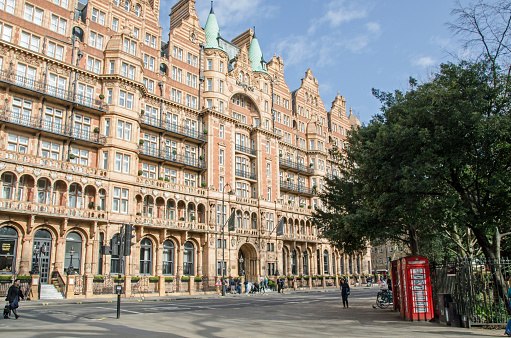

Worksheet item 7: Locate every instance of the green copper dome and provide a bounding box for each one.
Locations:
[249,33,267,73]
[204,1,223,50]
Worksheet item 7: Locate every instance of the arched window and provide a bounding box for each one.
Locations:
[2,173,15,199]
[143,196,154,217]
[166,200,175,220]
[0,226,18,274]
[37,178,51,204]
[139,238,152,275]
[251,213,257,229]
[303,251,309,275]
[243,211,250,229]
[162,240,174,275]
[188,203,195,222]
[68,183,82,208]
[183,241,194,275]
[65,231,82,275]
[291,250,297,275]
[323,250,329,275]
[124,0,130,11]
[134,4,141,16]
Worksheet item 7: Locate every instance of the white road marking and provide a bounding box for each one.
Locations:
[94,306,143,314]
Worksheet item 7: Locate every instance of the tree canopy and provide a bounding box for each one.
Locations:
[312,61,511,261]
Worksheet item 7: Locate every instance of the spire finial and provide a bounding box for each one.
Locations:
[253,26,257,38]
[210,1,214,14]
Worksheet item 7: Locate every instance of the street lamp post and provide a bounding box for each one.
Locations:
[239,256,244,277]
[67,246,76,275]
[221,183,233,296]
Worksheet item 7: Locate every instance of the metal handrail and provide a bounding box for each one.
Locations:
[0,70,107,111]
[279,158,314,174]
[280,179,314,194]
[235,144,256,156]
[141,115,207,141]
[0,109,106,144]
[235,169,257,180]
[139,146,206,169]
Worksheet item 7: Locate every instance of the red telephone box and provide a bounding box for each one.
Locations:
[396,256,434,321]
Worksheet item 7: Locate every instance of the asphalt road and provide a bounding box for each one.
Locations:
[0,288,504,337]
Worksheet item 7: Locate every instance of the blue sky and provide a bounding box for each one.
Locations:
[160,0,466,125]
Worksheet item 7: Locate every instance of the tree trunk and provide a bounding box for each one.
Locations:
[408,227,419,256]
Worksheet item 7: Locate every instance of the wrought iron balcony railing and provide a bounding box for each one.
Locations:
[0,109,106,144]
[235,144,256,156]
[0,70,107,112]
[279,158,314,174]
[235,170,257,180]
[139,146,206,169]
[141,115,207,141]
[280,179,314,195]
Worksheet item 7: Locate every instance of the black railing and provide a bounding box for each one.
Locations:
[279,158,314,174]
[235,170,256,180]
[0,70,107,112]
[139,146,206,169]
[0,109,106,144]
[141,115,206,141]
[235,144,256,156]
[280,179,314,195]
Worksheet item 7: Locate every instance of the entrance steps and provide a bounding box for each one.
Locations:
[39,284,64,300]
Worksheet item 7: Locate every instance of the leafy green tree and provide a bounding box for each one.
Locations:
[313,61,511,264]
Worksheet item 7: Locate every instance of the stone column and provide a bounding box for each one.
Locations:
[84,242,93,275]
[176,248,183,292]
[155,246,163,276]
[158,275,165,296]
[197,247,203,277]
[65,275,75,299]
[54,237,66,274]
[19,237,33,276]
[85,275,93,298]
[124,276,131,297]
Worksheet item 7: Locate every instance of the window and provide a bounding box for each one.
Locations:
[207,59,212,70]
[101,151,108,169]
[112,18,119,31]
[64,232,82,274]
[219,61,224,73]
[68,183,82,208]
[134,4,141,17]
[41,141,60,160]
[124,0,130,11]
[53,0,69,9]
[87,57,101,74]
[219,177,224,193]
[184,172,196,187]
[266,163,271,177]
[172,46,183,60]
[47,42,64,60]
[107,89,113,104]
[1,0,15,14]
[70,147,89,165]
[91,9,105,25]
[133,27,139,39]
[139,238,152,275]
[7,134,29,153]
[123,38,136,55]
[219,125,224,138]
[141,163,156,179]
[183,241,194,275]
[2,173,14,199]
[206,79,212,91]
[12,96,34,124]
[219,80,223,93]
[192,55,198,67]
[50,15,66,35]
[143,78,154,93]
[114,153,130,174]
[144,55,155,71]
[219,149,224,165]
[89,31,104,50]
[1,24,12,42]
[267,188,271,201]
[171,89,181,104]
[117,120,132,140]
[24,4,43,25]
[20,32,40,52]
[112,187,128,213]
[162,240,174,275]
[118,91,134,109]
[266,141,270,153]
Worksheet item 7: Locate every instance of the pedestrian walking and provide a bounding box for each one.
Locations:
[229,277,235,294]
[340,278,350,308]
[5,279,24,319]
[277,277,282,293]
[237,279,242,294]
[264,276,268,290]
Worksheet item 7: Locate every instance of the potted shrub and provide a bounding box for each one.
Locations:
[93,127,100,133]
[136,212,141,216]
[310,163,314,167]
[139,139,145,145]
[299,204,304,208]
[149,277,159,283]
[138,170,143,176]
[190,216,195,221]
[194,276,202,282]
[131,277,140,282]
[286,177,290,182]
[140,109,145,115]
[165,277,174,282]
[97,206,101,211]
[307,205,312,209]
[93,276,104,282]
[203,129,208,135]
[181,276,190,282]
[179,217,185,221]
[288,200,292,205]
[69,154,76,160]
[199,155,205,160]
[158,177,164,181]
[164,177,170,182]
[98,94,105,100]
[201,182,207,188]
[172,150,177,155]
[279,153,283,157]
[88,202,94,209]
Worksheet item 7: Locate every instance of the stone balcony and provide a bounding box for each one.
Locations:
[0,199,107,221]
[136,176,207,197]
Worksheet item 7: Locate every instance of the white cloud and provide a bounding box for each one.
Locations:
[366,22,381,35]
[274,35,318,67]
[430,35,450,48]
[308,0,370,34]
[412,56,436,68]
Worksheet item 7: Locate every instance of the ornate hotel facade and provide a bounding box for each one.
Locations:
[0,0,369,294]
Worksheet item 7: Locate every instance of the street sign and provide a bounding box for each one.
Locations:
[215,279,222,286]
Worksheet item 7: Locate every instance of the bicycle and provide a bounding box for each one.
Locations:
[375,288,393,309]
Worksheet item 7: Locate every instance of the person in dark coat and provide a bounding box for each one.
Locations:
[6,279,24,319]
[277,277,282,293]
[340,278,350,308]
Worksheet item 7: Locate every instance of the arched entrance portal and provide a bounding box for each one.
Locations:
[238,243,258,282]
